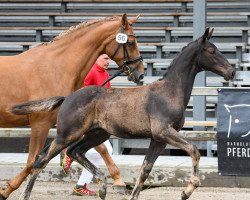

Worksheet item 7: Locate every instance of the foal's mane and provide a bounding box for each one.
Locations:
[162,39,198,78]
[39,16,120,46]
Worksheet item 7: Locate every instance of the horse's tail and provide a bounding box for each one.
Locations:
[11,96,65,115]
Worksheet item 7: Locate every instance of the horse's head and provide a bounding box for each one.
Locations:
[195,27,235,81]
[105,14,144,83]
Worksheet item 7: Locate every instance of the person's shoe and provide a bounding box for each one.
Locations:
[72,184,97,196]
[61,149,73,176]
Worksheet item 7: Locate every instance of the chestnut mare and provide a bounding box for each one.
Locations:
[13,28,235,200]
[0,14,144,199]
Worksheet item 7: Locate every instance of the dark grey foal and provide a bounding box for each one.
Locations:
[13,28,235,200]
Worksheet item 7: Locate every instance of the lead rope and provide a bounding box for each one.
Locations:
[101,69,124,87]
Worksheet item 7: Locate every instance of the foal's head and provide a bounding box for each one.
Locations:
[195,27,235,81]
[104,14,144,83]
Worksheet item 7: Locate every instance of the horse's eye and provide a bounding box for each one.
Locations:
[127,41,135,47]
[207,47,215,54]
[127,42,134,46]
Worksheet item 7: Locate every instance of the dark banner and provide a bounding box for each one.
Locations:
[217,89,250,176]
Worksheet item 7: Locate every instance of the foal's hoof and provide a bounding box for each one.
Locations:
[98,190,106,200]
[181,191,189,200]
[98,185,107,200]
[113,185,130,195]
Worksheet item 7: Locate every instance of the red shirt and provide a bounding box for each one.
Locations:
[84,63,111,88]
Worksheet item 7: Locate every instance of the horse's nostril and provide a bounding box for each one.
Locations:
[139,74,144,80]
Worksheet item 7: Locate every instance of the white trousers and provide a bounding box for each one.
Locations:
[77,140,113,185]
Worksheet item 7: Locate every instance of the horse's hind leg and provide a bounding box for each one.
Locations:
[130,139,166,200]
[67,129,111,200]
[166,128,201,200]
[95,144,126,194]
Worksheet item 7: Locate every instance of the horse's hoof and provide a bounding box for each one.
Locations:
[113,185,130,195]
[0,194,7,200]
[181,191,189,200]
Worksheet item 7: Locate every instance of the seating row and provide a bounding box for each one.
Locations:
[0,119,217,155]
[0,26,250,44]
[0,41,246,61]
[110,58,241,78]
[0,12,249,28]
[0,1,250,13]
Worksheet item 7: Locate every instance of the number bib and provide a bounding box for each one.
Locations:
[116,33,128,44]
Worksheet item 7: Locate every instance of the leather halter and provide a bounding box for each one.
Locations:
[111,27,143,75]
[101,26,143,86]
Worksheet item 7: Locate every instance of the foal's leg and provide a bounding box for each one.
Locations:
[67,129,111,200]
[95,144,126,194]
[166,128,201,200]
[129,139,166,200]
[19,135,73,200]
[0,118,52,200]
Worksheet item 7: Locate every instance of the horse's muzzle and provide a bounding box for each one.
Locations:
[128,72,144,83]
[224,68,236,81]
[231,70,236,79]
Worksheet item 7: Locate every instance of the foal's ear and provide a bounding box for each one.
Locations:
[201,27,210,42]
[121,13,129,29]
[207,28,214,40]
[129,14,141,25]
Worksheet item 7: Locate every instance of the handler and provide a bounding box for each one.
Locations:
[62,54,117,196]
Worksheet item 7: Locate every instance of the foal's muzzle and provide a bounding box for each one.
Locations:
[224,66,236,81]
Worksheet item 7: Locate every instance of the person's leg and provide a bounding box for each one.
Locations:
[73,141,112,196]
[76,148,101,185]
[77,140,112,185]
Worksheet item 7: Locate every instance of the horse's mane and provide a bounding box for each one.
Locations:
[162,39,197,78]
[39,16,120,46]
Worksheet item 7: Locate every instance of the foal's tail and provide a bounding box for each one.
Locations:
[11,96,65,115]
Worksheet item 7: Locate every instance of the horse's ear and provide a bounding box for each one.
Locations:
[129,14,141,25]
[207,28,214,40]
[121,13,129,29]
[201,27,210,42]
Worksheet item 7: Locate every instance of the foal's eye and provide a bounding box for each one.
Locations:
[207,47,215,54]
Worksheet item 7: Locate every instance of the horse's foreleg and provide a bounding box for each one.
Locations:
[0,167,33,200]
[0,122,51,200]
[130,139,166,200]
[166,128,201,200]
[95,144,126,194]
